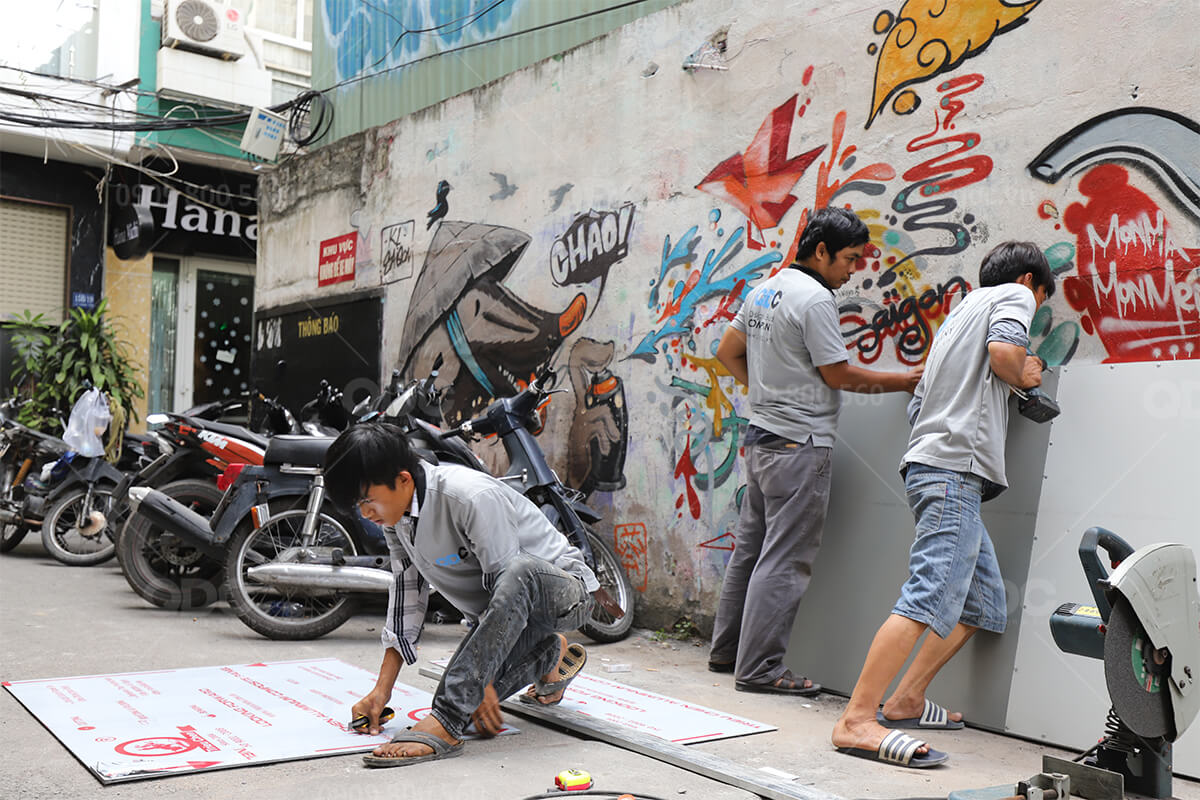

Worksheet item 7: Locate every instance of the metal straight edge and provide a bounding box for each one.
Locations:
[417,665,843,800]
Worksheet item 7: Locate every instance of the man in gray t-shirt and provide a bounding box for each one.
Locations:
[709,207,921,695]
[832,241,1055,769]
[323,423,620,768]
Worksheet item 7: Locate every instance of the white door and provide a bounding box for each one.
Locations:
[151,256,254,412]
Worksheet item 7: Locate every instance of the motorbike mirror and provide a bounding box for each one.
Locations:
[431,353,444,373]
[275,360,288,379]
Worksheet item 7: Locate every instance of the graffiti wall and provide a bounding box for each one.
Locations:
[259,0,1198,627]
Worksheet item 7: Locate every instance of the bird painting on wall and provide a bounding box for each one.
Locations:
[427,180,452,229]
[489,172,518,201]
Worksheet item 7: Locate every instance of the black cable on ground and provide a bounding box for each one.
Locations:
[518,793,672,800]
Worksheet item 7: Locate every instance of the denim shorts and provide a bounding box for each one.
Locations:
[892,463,1007,639]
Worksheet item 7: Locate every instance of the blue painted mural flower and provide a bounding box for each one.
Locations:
[323,0,521,82]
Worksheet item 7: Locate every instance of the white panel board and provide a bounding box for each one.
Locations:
[1006,360,1200,777]
[3,658,514,784]
[427,660,776,744]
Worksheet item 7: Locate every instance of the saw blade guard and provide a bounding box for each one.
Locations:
[1105,542,1200,740]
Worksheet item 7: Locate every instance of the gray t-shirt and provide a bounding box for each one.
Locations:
[901,283,1036,487]
[379,462,597,662]
[730,269,848,447]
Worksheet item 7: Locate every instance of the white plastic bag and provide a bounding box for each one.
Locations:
[62,387,111,457]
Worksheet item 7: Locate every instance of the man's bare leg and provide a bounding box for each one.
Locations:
[832,614,929,754]
[880,622,976,723]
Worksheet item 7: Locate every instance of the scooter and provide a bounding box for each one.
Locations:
[114,385,339,609]
[0,400,70,553]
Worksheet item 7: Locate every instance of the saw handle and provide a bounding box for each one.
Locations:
[1079,526,1135,620]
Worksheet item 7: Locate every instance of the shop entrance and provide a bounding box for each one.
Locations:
[148,256,254,414]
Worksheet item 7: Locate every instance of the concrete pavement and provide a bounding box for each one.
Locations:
[2,538,1196,800]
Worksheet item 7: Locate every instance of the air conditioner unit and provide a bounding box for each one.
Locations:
[162,0,246,61]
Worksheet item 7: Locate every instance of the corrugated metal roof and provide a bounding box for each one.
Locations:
[312,0,683,143]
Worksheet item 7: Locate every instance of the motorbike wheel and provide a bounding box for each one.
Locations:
[40,485,118,566]
[224,503,363,640]
[578,525,635,643]
[117,479,226,609]
[0,522,28,552]
[0,463,28,553]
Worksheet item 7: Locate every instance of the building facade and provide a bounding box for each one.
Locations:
[1,0,312,424]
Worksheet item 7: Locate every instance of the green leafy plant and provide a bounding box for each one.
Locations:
[2,300,144,434]
[650,616,703,642]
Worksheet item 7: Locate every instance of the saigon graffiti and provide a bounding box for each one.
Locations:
[866,0,1042,128]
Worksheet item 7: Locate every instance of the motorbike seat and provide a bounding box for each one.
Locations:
[264,435,336,466]
[191,419,270,450]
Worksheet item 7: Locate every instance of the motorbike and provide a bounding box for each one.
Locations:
[128,365,634,642]
[0,397,151,566]
[0,399,69,553]
[115,384,351,609]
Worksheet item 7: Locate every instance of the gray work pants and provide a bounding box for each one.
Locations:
[709,438,832,684]
[429,554,593,738]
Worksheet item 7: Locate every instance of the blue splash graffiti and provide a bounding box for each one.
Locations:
[632,225,780,361]
[323,0,523,83]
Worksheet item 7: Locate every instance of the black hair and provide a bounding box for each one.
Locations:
[323,422,420,511]
[794,206,870,261]
[978,241,1057,298]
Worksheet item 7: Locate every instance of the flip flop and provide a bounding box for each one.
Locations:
[362,729,464,768]
[735,669,822,697]
[835,729,949,769]
[876,698,965,730]
[520,641,587,706]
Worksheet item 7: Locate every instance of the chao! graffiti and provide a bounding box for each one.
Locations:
[550,203,635,294]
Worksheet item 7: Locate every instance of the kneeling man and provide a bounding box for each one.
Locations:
[325,422,615,767]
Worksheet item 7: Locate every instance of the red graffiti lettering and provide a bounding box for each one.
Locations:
[613,523,649,591]
[1062,165,1199,362]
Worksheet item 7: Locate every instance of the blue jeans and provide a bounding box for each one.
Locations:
[429,554,592,738]
[892,463,1007,639]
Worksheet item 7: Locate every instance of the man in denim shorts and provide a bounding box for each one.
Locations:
[831,241,1055,768]
[708,207,921,695]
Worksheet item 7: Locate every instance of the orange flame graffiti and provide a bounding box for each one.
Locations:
[867,0,1042,128]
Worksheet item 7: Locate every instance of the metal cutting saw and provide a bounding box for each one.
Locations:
[1049,526,1200,797]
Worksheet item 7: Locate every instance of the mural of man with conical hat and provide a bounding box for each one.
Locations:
[398,220,626,496]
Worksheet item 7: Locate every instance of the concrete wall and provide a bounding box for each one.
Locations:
[259,0,1199,642]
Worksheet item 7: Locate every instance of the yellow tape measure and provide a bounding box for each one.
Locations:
[555,769,593,791]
